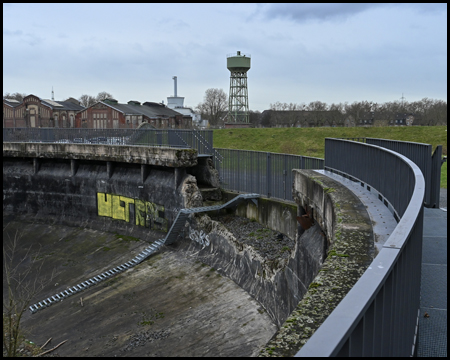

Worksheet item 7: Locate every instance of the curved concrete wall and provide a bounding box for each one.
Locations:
[260,169,375,356]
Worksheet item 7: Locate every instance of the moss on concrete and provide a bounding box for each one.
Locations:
[259,170,374,357]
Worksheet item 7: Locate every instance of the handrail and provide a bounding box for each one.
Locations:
[297,138,425,356]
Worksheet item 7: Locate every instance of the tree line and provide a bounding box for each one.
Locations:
[193,90,446,127]
[263,99,447,127]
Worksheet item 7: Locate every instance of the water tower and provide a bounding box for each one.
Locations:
[227,51,251,123]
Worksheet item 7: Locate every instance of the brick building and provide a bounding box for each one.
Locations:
[75,99,192,129]
[3,94,85,128]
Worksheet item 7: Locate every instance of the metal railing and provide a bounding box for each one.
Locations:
[213,148,324,202]
[297,138,425,357]
[342,137,443,208]
[2,128,214,155]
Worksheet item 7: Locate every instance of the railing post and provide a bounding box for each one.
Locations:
[430,145,443,208]
[283,154,288,200]
[267,152,271,198]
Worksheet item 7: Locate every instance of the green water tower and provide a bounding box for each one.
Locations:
[227,51,251,123]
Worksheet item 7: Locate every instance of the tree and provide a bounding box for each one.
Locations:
[329,103,346,127]
[3,225,55,357]
[429,99,447,125]
[78,92,114,108]
[3,92,27,102]
[78,94,97,108]
[268,102,303,127]
[307,101,328,127]
[344,101,368,126]
[96,91,114,102]
[378,101,402,125]
[196,88,228,126]
[249,110,261,126]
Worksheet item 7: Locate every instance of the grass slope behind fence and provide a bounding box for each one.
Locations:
[214,126,447,188]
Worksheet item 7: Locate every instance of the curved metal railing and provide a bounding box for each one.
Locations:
[297,138,425,356]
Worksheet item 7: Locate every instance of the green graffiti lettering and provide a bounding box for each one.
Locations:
[146,201,168,232]
[135,199,146,226]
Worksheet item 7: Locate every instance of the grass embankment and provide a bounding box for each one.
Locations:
[213,126,447,188]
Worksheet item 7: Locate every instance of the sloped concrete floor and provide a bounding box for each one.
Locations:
[3,216,277,357]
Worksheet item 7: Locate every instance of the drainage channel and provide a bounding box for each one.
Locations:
[29,193,259,314]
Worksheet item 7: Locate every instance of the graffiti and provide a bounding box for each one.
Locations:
[189,227,210,248]
[97,192,168,232]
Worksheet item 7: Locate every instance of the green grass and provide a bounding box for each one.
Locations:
[214,126,447,188]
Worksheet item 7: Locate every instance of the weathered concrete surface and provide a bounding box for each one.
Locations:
[187,156,222,201]
[3,142,198,168]
[3,216,277,357]
[259,169,375,357]
[187,156,220,188]
[185,210,327,329]
[180,174,204,209]
[220,191,298,241]
[3,156,195,231]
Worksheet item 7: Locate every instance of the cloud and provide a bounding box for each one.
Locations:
[260,3,447,23]
[261,3,382,22]
[3,27,43,46]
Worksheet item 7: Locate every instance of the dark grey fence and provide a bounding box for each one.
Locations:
[213,148,324,202]
[3,127,214,155]
[297,138,425,357]
[343,137,443,208]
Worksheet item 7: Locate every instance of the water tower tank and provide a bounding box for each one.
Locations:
[227,51,251,72]
[227,51,251,123]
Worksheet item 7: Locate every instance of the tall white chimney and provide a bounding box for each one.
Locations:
[173,76,177,97]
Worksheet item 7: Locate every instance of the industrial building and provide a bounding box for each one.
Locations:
[3,95,84,128]
[3,94,192,129]
[75,98,192,129]
[166,76,204,128]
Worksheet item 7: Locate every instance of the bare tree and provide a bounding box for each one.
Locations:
[429,99,447,125]
[78,94,97,108]
[329,103,346,127]
[307,101,328,127]
[378,101,402,125]
[3,225,55,357]
[96,91,114,102]
[344,101,367,126]
[249,110,261,126]
[196,88,228,126]
[3,92,27,102]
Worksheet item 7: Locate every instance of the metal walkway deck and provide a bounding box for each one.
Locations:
[417,206,447,357]
[29,193,259,314]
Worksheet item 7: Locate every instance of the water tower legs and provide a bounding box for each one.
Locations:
[228,71,249,123]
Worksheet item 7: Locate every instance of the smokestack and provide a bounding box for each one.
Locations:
[172,76,177,97]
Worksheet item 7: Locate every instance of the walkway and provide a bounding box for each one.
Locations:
[418,205,447,357]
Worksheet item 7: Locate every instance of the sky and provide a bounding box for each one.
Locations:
[3,3,447,112]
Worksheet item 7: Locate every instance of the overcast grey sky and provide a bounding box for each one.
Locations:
[3,3,447,111]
